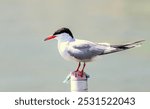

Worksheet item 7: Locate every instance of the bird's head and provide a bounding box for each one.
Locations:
[44,27,74,42]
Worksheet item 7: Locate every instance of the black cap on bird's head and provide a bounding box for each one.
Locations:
[53,27,74,38]
[44,27,74,41]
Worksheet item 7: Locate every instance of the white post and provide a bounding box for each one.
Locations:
[70,71,89,92]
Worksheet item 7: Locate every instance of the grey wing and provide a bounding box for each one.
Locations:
[67,42,105,61]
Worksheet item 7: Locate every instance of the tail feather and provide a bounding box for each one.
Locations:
[102,40,145,55]
[111,40,145,50]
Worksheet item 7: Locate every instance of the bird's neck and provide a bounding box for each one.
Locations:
[55,33,75,43]
[57,35,75,52]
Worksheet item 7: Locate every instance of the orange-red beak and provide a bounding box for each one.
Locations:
[44,35,56,41]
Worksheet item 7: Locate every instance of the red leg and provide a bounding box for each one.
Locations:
[81,62,86,72]
[78,62,86,77]
[75,62,81,72]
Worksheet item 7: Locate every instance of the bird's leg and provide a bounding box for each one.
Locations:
[73,62,81,77]
[78,62,86,77]
[75,62,81,72]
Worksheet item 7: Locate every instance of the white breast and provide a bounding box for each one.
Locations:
[58,42,72,61]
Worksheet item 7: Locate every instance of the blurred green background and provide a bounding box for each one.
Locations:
[0,0,150,91]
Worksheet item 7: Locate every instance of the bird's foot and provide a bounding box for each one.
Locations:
[78,71,84,77]
[73,70,84,77]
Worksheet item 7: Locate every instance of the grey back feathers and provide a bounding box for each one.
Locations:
[67,43,105,61]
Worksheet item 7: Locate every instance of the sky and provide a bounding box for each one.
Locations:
[0,0,150,91]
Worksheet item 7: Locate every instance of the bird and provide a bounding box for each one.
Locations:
[44,27,144,77]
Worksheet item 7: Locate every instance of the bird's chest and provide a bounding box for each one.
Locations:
[58,42,70,60]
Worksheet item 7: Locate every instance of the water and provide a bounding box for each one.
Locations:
[0,0,150,91]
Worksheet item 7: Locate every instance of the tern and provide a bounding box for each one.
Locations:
[44,27,144,77]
